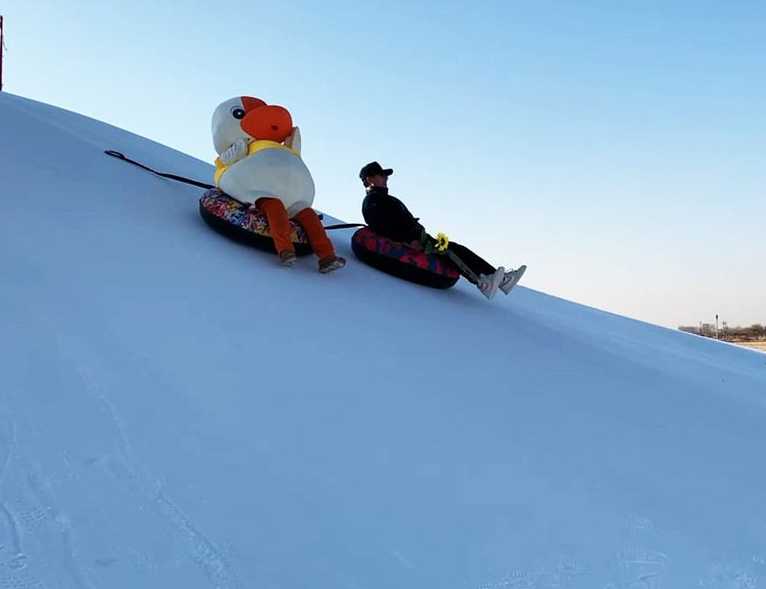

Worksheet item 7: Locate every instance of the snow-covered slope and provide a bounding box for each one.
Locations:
[1,92,765,589]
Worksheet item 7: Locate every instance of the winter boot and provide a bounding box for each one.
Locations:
[499,265,527,295]
[477,266,505,300]
[278,250,296,267]
[318,255,346,274]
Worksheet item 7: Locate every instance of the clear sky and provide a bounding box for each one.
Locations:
[2,0,764,328]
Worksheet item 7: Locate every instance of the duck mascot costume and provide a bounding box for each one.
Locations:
[211,96,345,273]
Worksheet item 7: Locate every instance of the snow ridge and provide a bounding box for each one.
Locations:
[1,92,765,589]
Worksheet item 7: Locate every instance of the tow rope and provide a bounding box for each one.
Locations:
[104,150,364,231]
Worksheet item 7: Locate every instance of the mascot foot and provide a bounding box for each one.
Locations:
[318,255,346,274]
[278,250,297,267]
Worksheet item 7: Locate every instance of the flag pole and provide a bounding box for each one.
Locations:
[0,16,5,92]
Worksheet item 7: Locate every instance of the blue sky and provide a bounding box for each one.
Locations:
[2,0,764,328]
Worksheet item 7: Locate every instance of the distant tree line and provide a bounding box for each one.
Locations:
[679,323,766,341]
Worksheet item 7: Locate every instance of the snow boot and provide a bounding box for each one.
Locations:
[278,250,296,267]
[318,255,346,274]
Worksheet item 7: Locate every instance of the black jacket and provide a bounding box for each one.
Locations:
[362,187,426,244]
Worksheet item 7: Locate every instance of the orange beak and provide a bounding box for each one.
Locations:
[240,98,293,143]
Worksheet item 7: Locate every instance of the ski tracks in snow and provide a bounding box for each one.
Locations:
[55,330,247,589]
[470,513,669,589]
[0,415,27,575]
[1,302,246,589]
[0,416,22,556]
[0,410,43,589]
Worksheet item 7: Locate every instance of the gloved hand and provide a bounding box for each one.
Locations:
[219,138,250,165]
[284,126,301,154]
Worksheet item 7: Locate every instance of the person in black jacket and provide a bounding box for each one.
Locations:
[359,161,525,299]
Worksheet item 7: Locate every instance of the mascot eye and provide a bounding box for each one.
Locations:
[230,107,246,120]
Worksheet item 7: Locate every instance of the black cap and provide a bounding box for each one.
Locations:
[359,161,393,180]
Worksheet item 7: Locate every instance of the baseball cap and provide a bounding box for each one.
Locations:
[359,161,393,180]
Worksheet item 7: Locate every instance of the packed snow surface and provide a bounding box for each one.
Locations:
[1,93,765,589]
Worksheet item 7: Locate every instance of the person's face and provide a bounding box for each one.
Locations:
[367,174,388,188]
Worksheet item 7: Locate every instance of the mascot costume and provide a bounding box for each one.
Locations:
[211,96,345,273]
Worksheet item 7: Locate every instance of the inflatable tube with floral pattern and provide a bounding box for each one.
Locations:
[351,227,460,289]
[199,189,312,255]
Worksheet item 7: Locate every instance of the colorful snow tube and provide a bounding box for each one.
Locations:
[199,189,312,255]
[351,227,460,289]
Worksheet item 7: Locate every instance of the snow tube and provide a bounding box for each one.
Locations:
[351,227,460,289]
[199,188,312,255]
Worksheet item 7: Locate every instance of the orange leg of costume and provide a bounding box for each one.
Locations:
[255,197,294,254]
[293,207,335,260]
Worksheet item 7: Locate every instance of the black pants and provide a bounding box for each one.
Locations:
[443,241,496,285]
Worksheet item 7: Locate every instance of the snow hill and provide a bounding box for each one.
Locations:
[1,92,765,589]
